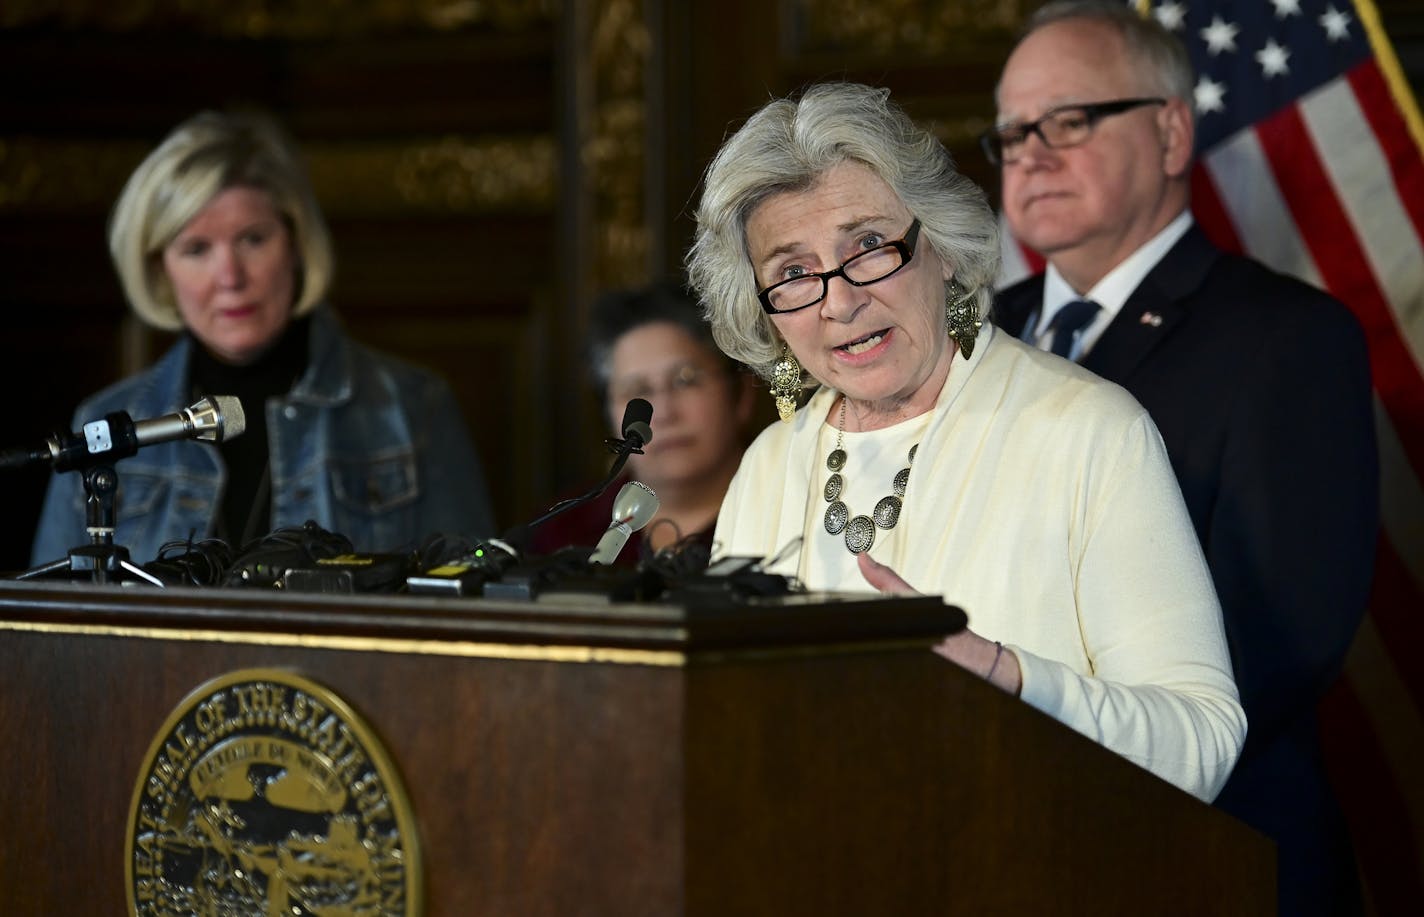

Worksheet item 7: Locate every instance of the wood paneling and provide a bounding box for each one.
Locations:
[0,582,1271,914]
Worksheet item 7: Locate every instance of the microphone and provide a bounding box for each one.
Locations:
[619,397,653,451]
[0,395,246,472]
[588,480,659,566]
[500,398,656,553]
[412,400,657,598]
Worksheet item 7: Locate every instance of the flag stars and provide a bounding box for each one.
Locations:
[1256,39,1291,78]
[1320,6,1353,42]
[1270,0,1302,18]
[1153,1,1187,31]
[1200,16,1239,55]
[1195,77,1227,114]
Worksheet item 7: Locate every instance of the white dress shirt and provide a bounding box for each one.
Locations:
[1031,210,1194,361]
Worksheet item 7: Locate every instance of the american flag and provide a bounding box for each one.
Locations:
[998,1,1424,911]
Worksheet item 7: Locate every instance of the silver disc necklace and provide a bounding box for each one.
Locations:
[822,397,917,555]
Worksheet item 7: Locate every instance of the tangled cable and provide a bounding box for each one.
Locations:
[221,520,357,588]
[142,536,239,586]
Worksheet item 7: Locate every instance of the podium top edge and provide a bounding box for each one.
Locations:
[0,579,966,655]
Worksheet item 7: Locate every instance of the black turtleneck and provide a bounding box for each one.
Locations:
[187,316,312,547]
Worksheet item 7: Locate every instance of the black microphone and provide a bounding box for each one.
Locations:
[588,481,659,565]
[620,397,653,452]
[499,398,656,552]
[0,395,246,472]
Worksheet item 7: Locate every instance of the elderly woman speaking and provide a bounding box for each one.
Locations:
[687,82,1244,802]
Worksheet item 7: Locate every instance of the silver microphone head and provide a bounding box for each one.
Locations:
[183,395,246,443]
[210,395,246,442]
[589,481,660,566]
[611,480,659,531]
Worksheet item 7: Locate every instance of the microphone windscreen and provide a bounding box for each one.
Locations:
[621,398,654,445]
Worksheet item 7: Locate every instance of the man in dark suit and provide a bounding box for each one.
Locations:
[986,3,1378,915]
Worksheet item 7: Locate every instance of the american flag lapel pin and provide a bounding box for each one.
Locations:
[1140,311,1163,327]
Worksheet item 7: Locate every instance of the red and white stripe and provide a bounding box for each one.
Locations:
[995,211,1042,290]
[1195,58,1424,581]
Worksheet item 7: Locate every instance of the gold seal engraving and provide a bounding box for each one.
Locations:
[125,669,421,916]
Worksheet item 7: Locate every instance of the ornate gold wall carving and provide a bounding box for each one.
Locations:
[0,135,556,215]
[0,139,48,209]
[582,0,651,289]
[0,0,555,36]
[0,138,150,213]
[331,136,557,214]
[787,0,1035,55]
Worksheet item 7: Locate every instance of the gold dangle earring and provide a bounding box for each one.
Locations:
[770,343,803,423]
[945,280,983,360]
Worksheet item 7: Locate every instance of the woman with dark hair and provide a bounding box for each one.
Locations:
[530,281,757,565]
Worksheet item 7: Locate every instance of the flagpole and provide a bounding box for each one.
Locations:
[1354,0,1424,158]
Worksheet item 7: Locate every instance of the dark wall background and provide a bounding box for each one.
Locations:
[0,0,1420,571]
[0,3,567,566]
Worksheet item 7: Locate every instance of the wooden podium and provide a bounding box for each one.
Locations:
[0,579,1272,914]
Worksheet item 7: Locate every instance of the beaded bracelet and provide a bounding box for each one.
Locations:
[985,640,1004,682]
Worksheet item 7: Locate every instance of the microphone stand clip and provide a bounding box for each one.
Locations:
[602,434,645,456]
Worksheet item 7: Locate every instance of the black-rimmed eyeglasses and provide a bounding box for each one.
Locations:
[979,97,1166,166]
[757,219,922,315]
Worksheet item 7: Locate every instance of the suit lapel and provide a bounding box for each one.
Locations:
[990,274,1045,340]
[1081,226,1220,382]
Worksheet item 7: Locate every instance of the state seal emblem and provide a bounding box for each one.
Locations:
[125,668,421,916]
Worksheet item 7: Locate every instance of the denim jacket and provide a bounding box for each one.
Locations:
[31,306,495,565]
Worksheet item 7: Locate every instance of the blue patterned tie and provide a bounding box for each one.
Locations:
[1045,299,1100,358]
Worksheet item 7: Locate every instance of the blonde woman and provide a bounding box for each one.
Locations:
[32,110,493,563]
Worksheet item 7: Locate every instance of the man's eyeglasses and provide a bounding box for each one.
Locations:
[979,97,1166,166]
[757,219,921,315]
